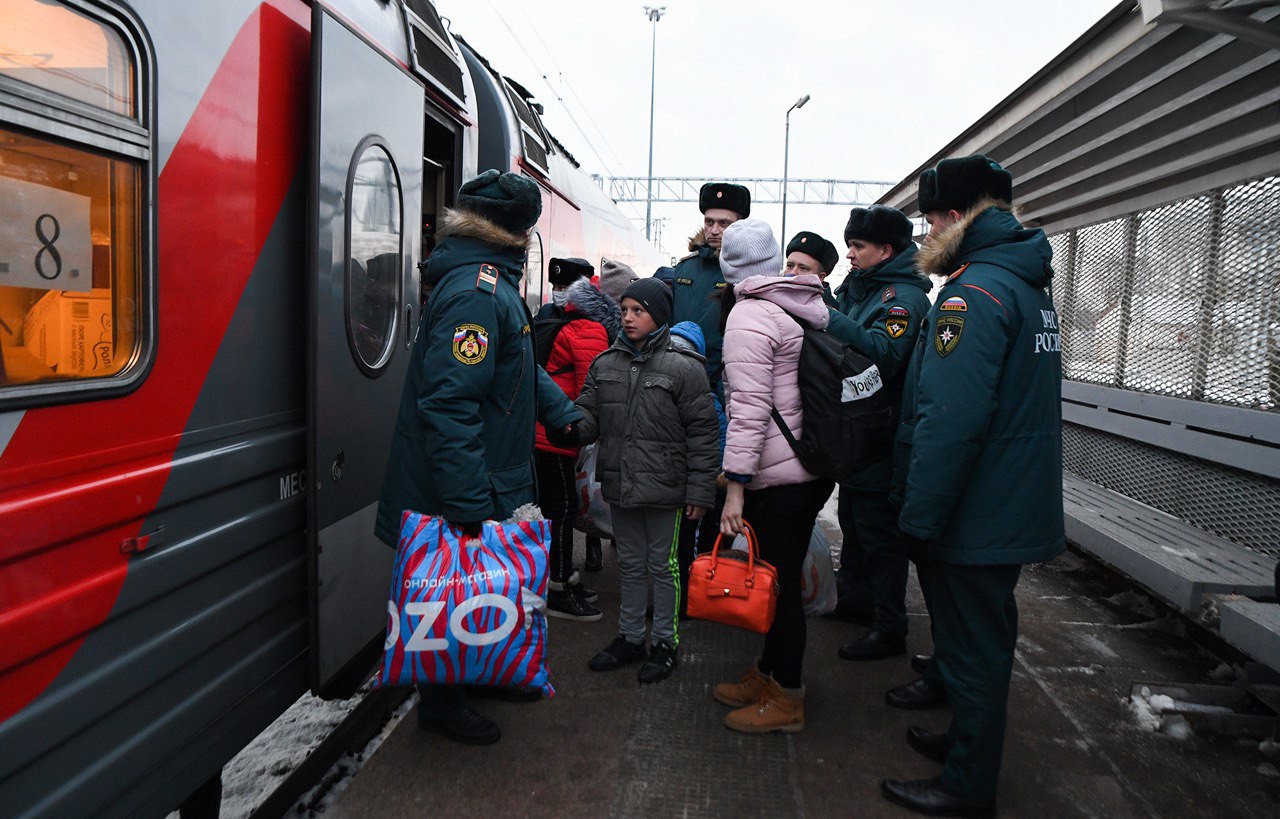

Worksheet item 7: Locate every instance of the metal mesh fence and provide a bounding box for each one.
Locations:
[1052,176,1279,555]
[1063,422,1280,555]
[1052,176,1280,409]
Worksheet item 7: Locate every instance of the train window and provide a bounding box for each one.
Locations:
[345,141,402,375]
[0,0,135,116]
[0,0,148,397]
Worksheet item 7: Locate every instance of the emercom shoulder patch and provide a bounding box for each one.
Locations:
[475,264,500,294]
[934,315,964,357]
[940,296,967,312]
[452,324,489,365]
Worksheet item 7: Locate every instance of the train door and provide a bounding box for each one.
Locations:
[307,7,425,695]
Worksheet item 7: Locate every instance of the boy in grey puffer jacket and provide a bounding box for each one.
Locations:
[574,278,720,684]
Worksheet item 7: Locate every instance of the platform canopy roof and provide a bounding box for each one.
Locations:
[880,0,1280,235]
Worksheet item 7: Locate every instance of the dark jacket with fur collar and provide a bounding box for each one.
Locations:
[670,229,728,393]
[894,200,1064,565]
[376,210,580,542]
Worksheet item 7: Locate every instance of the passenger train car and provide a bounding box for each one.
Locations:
[0,1,660,815]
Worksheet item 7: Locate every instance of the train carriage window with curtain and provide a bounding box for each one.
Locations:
[0,0,148,396]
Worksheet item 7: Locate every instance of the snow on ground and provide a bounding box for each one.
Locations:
[1127,685,1238,741]
[290,694,418,816]
[216,684,370,818]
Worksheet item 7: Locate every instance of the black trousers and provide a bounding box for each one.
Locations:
[534,450,579,584]
[745,478,834,688]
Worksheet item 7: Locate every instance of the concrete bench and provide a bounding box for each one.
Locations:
[1220,600,1280,674]
[1063,473,1275,613]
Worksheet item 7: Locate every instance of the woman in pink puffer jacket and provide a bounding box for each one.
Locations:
[712,219,836,735]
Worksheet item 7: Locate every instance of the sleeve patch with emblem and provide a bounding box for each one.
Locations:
[934,316,964,357]
[940,296,967,312]
[452,324,489,365]
[886,305,911,338]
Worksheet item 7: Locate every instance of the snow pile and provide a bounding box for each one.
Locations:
[218,683,371,818]
[1196,597,1221,629]
[291,694,417,816]
[1128,685,1237,740]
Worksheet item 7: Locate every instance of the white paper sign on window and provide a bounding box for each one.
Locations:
[0,176,92,293]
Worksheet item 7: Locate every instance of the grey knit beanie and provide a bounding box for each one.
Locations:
[720,218,782,284]
[599,258,638,304]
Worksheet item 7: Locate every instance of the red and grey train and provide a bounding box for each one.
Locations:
[0,1,660,815]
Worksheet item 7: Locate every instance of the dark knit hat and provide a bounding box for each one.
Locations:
[620,277,673,327]
[917,154,1013,214]
[843,205,914,254]
[699,182,751,218]
[548,257,593,286]
[785,231,840,273]
[456,169,543,232]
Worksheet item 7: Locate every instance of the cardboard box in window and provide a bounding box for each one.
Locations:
[22,289,114,375]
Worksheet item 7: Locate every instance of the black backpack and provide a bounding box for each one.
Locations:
[768,313,897,482]
[533,311,576,375]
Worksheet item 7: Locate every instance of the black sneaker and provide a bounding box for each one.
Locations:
[638,642,678,683]
[547,588,603,622]
[588,636,648,671]
[570,580,599,604]
[418,705,501,745]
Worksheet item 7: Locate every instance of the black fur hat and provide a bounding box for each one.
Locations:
[917,154,1013,214]
[456,169,543,232]
[785,231,840,273]
[548,257,593,286]
[699,182,751,218]
[843,205,914,253]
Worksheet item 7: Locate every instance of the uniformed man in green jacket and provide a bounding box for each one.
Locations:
[880,155,1064,818]
[783,230,841,309]
[376,170,581,747]
[821,209,933,668]
[670,182,750,397]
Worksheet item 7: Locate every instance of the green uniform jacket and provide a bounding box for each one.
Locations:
[894,205,1065,566]
[826,245,932,489]
[670,233,727,386]
[375,221,580,546]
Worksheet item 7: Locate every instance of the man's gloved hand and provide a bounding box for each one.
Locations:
[899,530,929,563]
[545,421,580,448]
[451,519,484,539]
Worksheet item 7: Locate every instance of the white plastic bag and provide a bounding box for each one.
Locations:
[801,526,837,617]
[729,525,837,617]
[573,443,613,538]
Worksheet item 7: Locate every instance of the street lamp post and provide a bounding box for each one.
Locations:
[643,5,666,241]
[780,93,810,247]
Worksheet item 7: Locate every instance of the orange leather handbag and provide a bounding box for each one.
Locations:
[687,521,778,634]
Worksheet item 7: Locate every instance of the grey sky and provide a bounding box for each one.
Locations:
[435,0,1121,266]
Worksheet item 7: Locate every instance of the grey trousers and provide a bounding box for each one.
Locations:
[610,505,682,648]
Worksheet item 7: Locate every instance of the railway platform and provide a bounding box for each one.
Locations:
[328,522,1280,818]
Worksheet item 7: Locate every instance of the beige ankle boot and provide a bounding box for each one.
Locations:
[724,678,804,733]
[713,661,769,708]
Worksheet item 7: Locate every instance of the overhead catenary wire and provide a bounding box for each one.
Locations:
[481,0,648,224]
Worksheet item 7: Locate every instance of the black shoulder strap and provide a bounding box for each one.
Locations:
[770,407,800,448]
